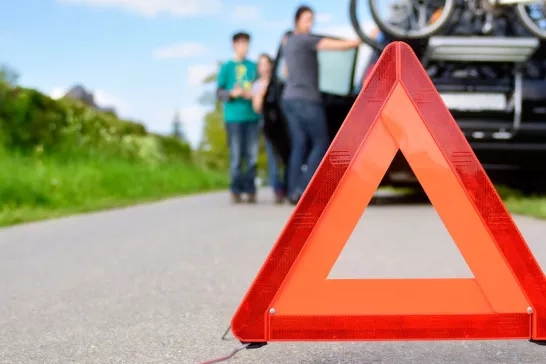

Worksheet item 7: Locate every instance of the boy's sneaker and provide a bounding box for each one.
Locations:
[246,194,257,204]
[231,193,242,204]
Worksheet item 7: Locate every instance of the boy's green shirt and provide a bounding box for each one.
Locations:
[217,59,260,123]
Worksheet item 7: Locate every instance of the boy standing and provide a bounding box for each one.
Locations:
[217,32,260,204]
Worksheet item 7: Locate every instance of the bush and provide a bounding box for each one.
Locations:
[0,76,193,165]
[155,134,193,162]
[0,66,228,227]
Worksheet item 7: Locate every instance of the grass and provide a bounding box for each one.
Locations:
[2,148,546,228]
[0,150,228,227]
[504,198,546,219]
[496,186,546,219]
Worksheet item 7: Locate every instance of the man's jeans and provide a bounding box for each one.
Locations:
[281,99,329,199]
[225,121,260,195]
[264,137,286,194]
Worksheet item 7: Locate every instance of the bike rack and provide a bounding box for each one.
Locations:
[425,36,539,63]
[425,36,539,139]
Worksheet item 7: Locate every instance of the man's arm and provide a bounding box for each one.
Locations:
[316,38,361,51]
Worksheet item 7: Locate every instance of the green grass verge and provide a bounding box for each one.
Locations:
[3,149,546,228]
[503,198,546,219]
[495,186,546,219]
[0,151,228,227]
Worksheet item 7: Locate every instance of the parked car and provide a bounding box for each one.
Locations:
[262,1,546,193]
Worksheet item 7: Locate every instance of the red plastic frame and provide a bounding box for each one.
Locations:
[231,42,546,343]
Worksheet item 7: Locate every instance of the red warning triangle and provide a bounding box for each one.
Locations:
[231,42,546,343]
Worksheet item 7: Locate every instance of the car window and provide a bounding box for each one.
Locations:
[276,48,357,96]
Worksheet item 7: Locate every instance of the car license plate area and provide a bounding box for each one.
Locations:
[440,93,507,111]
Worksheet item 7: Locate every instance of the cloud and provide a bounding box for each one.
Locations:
[153,42,209,60]
[186,64,217,86]
[229,5,261,22]
[228,4,289,30]
[56,0,223,18]
[49,87,66,100]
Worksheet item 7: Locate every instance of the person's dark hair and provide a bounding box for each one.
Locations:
[232,32,251,43]
[258,53,273,64]
[294,5,313,24]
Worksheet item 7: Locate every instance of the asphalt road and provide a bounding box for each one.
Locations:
[1,189,546,364]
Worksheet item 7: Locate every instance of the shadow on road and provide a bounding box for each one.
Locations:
[370,189,430,206]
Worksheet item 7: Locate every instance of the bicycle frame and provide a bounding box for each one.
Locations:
[491,0,540,5]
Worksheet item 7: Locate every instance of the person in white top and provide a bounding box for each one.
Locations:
[251,53,287,204]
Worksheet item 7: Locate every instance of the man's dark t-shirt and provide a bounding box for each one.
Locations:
[281,33,323,102]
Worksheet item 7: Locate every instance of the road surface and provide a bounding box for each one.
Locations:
[1,189,545,364]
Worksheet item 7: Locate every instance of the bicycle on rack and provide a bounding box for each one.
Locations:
[359,0,546,40]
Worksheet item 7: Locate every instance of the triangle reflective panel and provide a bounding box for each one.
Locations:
[231,42,546,343]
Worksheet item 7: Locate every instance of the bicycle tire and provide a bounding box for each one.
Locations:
[369,0,457,39]
[516,3,546,39]
[349,0,384,51]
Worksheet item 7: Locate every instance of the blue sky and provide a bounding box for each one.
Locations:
[1,0,376,147]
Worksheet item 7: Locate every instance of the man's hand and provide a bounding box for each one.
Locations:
[316,38,363,51]
[230,85,243,98]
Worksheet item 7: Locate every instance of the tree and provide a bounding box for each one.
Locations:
[196,64,227,169]
[197,61,221,106]
[171,109,186,142]
[201,61,222,85]
[202,73,217,84]
[0,64,19,108]
[0,64,19,86]
[197,101,229,170]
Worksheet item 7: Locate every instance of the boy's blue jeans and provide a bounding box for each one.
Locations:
[280,99,329,199]
[225,121,260,195]
[264,137,286,194]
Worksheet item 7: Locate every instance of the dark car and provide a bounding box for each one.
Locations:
[263,11,546,192]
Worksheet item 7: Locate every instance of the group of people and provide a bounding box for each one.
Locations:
[217,5,363,205]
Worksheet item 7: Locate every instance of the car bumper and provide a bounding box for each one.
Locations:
[383,119,546,187]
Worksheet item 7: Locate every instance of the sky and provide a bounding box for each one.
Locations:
[0,0,378,147]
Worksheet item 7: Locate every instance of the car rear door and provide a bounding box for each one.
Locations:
[262,33,360,166]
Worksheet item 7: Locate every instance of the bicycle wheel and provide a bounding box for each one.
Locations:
[369,0,456,39]
[349,0,384,51]
[516,2,546,39]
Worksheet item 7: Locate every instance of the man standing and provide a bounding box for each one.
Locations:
[217,32,260,204]
[281,5,362,204]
